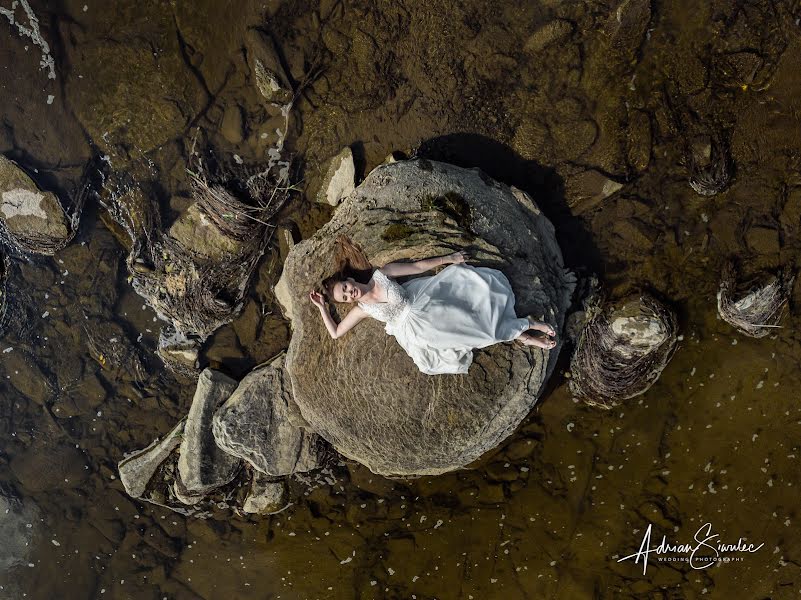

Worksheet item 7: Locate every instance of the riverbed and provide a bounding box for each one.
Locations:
[1,0,801,598]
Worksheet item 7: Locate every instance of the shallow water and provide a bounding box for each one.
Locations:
[2,0,801,598]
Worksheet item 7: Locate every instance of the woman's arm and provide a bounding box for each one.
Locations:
[381,250,468,277]
[309,291,369,339]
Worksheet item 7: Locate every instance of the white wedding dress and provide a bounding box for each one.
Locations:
[358,264,531,375]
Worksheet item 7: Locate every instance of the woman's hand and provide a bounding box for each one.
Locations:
[445,250,468,265]
[309,290,326,308]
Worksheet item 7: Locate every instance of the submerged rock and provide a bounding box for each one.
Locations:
[717,265,793,338]
[565,169,623,214]
[119,419,185,499]
[176,369,241,501]
[524,20,574,53]
[0,483,39,571]
[569,293,678,409]
[212,356,325,476]
[277,158,575,477]
[316,147,356,206]
[10,442,89,492]
[242,472,288,515]
[0,155,71,254]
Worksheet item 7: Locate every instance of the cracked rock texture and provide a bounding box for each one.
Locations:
[277,159,575,477]
[212,355,325,476]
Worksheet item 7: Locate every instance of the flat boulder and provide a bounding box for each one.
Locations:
[277,159,575,477]
[212,355,324,475]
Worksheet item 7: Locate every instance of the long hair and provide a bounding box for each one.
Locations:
[320,235,375,301]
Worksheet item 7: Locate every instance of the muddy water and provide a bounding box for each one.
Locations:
[2,0,801,598]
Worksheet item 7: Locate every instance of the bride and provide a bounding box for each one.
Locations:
[308,236,557,375]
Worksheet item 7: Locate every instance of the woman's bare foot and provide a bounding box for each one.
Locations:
[517,332,556,349]
[526,315,556,338]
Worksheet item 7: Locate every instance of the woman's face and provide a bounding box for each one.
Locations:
[333,278,361,303]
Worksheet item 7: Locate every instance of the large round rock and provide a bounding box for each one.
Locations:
[277,159,574,477]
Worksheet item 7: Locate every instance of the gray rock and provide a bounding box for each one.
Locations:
[277,159,575,477]
[0,483,39,571]
[119,419,185,498]
[212,356,324,476]
[316,147,356,206]
[0,155,70,249]
[242,472,288,514]
[177,369,242,499]
[565,170,624,214]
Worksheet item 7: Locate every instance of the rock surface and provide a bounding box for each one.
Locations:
[177,369,241,499]
[565,169,623,214]
[119,419,185,498]
[0,484,39,571]
[277,159,575,477]
[10,442,89,492]
[0,155,70,248]
[242,472,288,515]
[316,147,356,206]
[212,356,324,475]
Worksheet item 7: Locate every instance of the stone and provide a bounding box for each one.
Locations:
[277,159,575,477]
[212,356,324,475]
[316,147,356,206]
[220,103,245,144]
[0,483,39,571]
[10,442,89,492]
[524,20,574,53]
[565,170,624,214]
[745,226,780,255]
[242,472,287,514]
[65,40,202,153]
[119,419,185,498]
[604,0,652,57]
[168,203,244,260]
[245,28,293,105]
[0,155,70,247]
[177,369,242,499]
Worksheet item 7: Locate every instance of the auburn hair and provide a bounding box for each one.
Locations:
[320,235,375,301]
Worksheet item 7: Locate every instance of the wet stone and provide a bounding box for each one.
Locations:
[316,147,356,206]
[177,369,242,499]
[565,170,624,214]
[220,103,245,144]
[0,155,69,247]
[242,472,287,514]
[119,419,186,499]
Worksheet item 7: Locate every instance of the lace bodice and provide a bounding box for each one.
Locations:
[358,269,410,324]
